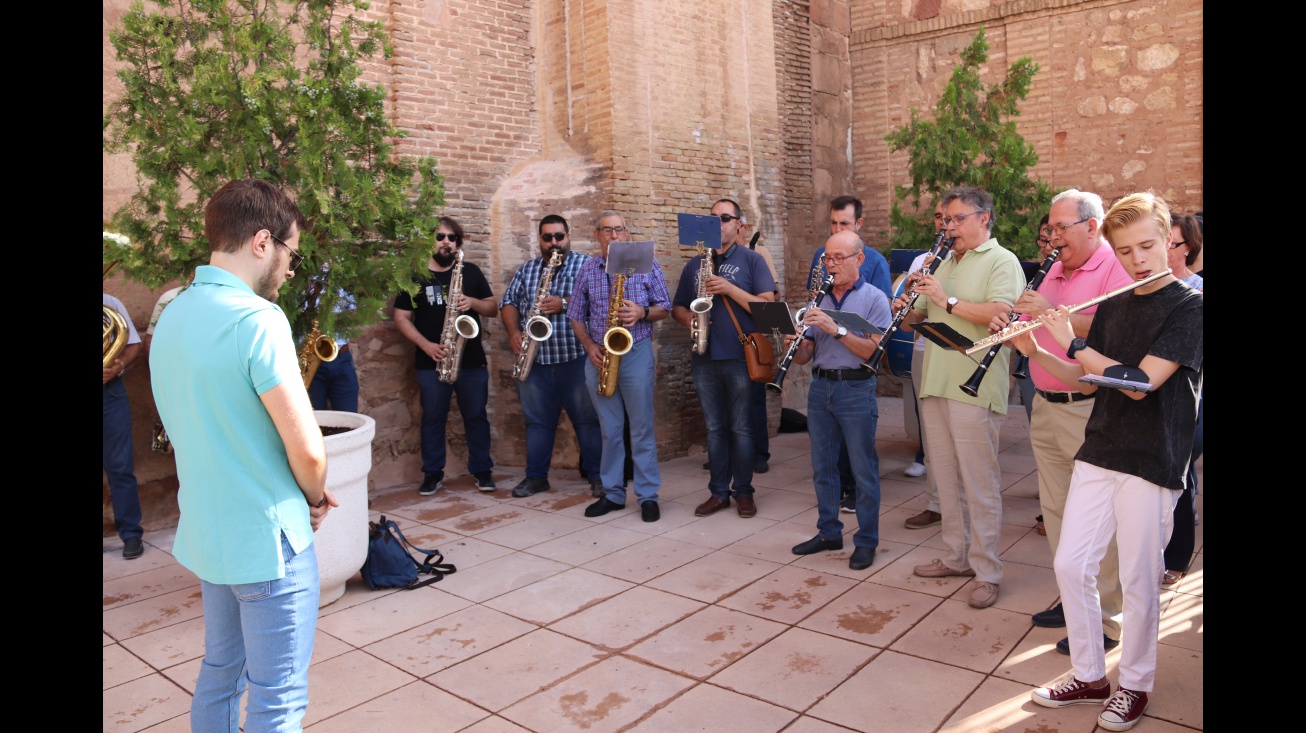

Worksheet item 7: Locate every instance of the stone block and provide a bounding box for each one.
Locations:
[1137,43,1179,71]
[1144,86,1176,110]
[1091,46,1130,76]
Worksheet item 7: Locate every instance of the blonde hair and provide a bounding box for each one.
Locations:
[1102,191,1171,244]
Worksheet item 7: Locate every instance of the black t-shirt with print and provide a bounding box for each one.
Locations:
[1076,280,1203,491]
[393,262,494,371]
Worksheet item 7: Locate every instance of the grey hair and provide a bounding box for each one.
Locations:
[1051,188,1106,225]
[594,210,625,229]
[941,186,995,229]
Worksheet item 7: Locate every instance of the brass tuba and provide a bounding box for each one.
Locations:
[596,273,632,398]
[689,244,713,355]
[103,305,130,370]
[299,319,339,388]
[438,248,480,383]
[513,249,563,382]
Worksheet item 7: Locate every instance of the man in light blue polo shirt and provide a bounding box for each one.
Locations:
[151,178,332,733]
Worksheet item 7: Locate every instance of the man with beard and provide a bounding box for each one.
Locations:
[394,217,500,496]
[500,214,603,498]
[150,177,333,731]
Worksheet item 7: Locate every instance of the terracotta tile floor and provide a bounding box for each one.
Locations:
[104,395,1203,732]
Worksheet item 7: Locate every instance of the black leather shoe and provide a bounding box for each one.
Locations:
[1032,602,1066,628]
[585,497,625,517]
[641,501,660,522]
[848,546,876,570]
[122,537,144,560]
[754,460,769,473]
[1056,634,1120,655]
[792,535,844,555]
[702,461,710,470]
[511,477,551,498]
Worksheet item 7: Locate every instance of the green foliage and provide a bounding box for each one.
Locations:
[883,28,1052,261]
[103,0,445,339]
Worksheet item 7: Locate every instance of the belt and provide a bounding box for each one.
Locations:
[812,367,872,381]
[1037,389,1093,404]
[337,343,350,353]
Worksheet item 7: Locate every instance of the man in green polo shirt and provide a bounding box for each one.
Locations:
[151,178,334,732]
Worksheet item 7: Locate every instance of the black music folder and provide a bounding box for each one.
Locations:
[751,302,798,336]
[1080,365,1154,393]
[913,321,977,356]
[826,310,884,336]
[606,241,656,275]
[677,213,721,249]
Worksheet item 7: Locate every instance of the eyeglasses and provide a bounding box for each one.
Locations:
[942,211,982,226]
[1169,240,1187,249]
[598,225,627,236]
[1049,217,1090,235]
[1037,238,1052,247]
[825,253,860,266]
[717,214,742,223]
[541,232,567,243]
[435,232,461,243]
[267,231,304,272]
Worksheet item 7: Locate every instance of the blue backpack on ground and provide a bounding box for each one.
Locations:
[360,516,456,590]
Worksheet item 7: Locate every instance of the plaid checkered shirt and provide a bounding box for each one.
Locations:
[500,251,591,364]
[566,255,672,345]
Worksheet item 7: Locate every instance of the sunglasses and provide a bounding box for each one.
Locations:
[718,214,742,223]
[541,232,567,243]
[267,231,304,272]
[435,233,461,243]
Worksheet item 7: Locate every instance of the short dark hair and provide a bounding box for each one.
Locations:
[713,198,742,219]
[437,216,466,247]
[830,195,863,221]
[539,214,569,236]
[205,178,305,254]
[1171,212,1203,267]
[941,187,995,229]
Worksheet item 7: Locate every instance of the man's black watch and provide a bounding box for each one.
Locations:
[1066,338,1088,360]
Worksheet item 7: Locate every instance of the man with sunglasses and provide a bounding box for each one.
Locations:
[394,217,500,496]
[808,196,894,522]
[150,178,333,731]
[894,185,1025,610]
[989,188,1131,651]
[500,214,603,498]
[673,199,776,519]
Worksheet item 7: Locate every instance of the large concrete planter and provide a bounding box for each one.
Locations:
[314,410,375,607]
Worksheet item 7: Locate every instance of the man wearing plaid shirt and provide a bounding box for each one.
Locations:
[567,210,672,522]
[501,214,603,498]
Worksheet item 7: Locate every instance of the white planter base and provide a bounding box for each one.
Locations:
[313,410,375,607]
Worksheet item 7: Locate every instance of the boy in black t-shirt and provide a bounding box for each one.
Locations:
[1011,192,1202,731]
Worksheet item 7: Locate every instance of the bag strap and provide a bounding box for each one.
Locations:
[379,516,459,589]
[721,298,749,345]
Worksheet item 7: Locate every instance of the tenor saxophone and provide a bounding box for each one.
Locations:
[689,244,713,355]
[299,318,340,389]
[438,249,481,383]
[596,273,633,398]
[513,249,563,382]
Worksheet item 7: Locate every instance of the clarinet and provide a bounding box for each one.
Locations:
[766,274,835,394]
[861,230,954,374]
[959,246,1062,397]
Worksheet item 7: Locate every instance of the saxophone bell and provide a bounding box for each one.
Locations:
[689,296,712,314]
[453,314,480,340]
[525,315,553,341]
[602,325,633,356]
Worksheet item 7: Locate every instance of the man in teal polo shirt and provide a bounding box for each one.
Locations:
[151,178,334,732]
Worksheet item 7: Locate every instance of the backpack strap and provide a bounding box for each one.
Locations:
[381,517,458,588]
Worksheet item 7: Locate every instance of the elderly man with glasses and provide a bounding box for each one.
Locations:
[893,185,1025,610]
[991,188,1133,652]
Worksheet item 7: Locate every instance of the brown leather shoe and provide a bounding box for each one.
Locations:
[735,494,757,518]
[694,495,730,516]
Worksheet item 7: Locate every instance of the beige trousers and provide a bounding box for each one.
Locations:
[921,396,1004,584]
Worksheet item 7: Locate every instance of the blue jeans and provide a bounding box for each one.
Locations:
[518,355,602,480]
[307,348,359,412]
[693,358,755,499]
[192,533,319,733]
[416,366,493,476]
[750,380,770,463]
[584,339,660,504]
[808,376,882,549]
[102,378,143,541]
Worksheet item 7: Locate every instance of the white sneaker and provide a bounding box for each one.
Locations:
[904,462,926,478]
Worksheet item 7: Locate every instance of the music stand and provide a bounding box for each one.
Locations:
[677,213,722,249]
[751,302,797,350]
[826,310,883,337]
[607,240,656,276]
[914,321,979,362]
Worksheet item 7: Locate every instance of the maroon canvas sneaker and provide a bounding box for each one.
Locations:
[1030,676,1111,708]
[1098,688,1149,731]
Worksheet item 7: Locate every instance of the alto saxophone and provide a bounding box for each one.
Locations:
[689,244,713,355]
[513,249,563,382]
[299,318,340,389]
[596,273,633,398]
[438,248,481,383]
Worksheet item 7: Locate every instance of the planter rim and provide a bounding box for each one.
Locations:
[313,410,375,430]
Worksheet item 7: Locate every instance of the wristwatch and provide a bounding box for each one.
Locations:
[1067,338,1088,360]
[561,297,568,311]
[946,296,959,314]
[834,325,848,340]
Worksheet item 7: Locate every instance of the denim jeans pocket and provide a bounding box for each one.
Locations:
[104,378,128,399]
[233,580,272,602]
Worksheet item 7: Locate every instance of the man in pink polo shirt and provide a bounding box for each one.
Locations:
[989,189,1133,656]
